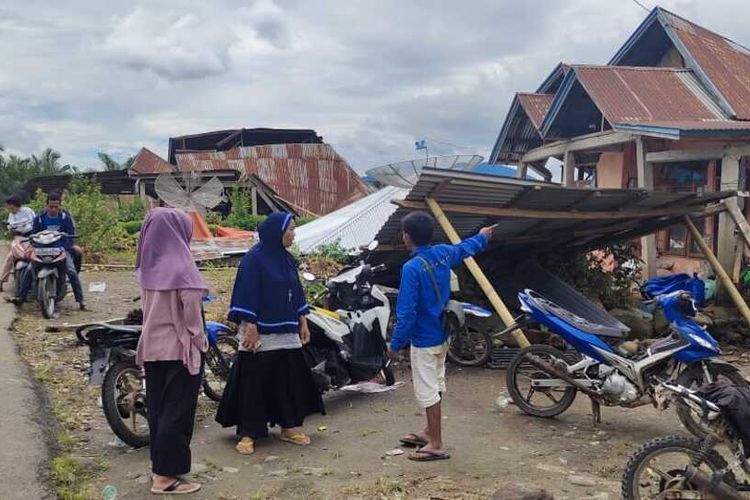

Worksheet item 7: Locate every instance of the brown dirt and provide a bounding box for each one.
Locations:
[8,268,750,499]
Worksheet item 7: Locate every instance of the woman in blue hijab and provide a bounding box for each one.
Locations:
[216,212,324,455]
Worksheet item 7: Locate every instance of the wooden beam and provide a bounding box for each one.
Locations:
[724,197,750,248]
[394,199,719,221]
[718,157,742,301]
[521,131,633,163]
[424,198,530,348]
[516,162,528,179]
[646,145,750,164]
[684,215,750,329]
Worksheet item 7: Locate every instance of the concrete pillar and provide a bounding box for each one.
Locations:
[635,137,657,278]
[562,150,575,187]
[717,154,742,301]
[517,162,528,179]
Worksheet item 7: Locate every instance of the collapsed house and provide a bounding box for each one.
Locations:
[489,6,750,283]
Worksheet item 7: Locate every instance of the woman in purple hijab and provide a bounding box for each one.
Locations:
[135,208,207,496]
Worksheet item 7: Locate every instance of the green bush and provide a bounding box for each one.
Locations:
[296,215,317,226]
[223,214,266,231]
[207,223,218,234]
[120,220,142,235]
[117,197,145,222]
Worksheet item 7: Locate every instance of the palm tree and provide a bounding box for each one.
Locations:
[98,152,135,171]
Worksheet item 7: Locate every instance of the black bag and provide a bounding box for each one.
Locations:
[696,382,750,456]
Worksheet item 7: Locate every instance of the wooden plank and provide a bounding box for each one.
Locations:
[562,150,575,187]
[636,136,656,278]
[684,215,750,331]
[718,157,742,301]
[394,199,720,221]
[724,197,750,248]
[521,131,633,163]
[646,145,750,164]
[425,198,530,348]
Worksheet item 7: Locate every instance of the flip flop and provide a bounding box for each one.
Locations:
[150,478,201,495]
[408,449,450,462]
[235,437,255,455]
[399,433,428,447]
[279,431,311,446]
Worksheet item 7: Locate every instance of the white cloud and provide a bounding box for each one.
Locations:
[0,0,748,172]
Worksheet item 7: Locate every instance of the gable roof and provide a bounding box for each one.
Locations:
[488,92,552,164]
[128,147,174,175]
[541,65,725,138]
[611,7,750,120]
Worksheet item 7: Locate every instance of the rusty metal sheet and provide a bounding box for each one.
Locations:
[517,93,554,130]
[574,66,722,124]
[175,143,369,216]
[662,10,750,120]
[128,147,174,175]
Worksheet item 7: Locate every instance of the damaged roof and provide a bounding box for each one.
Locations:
[128,147,174,175]
[373,169,731,254]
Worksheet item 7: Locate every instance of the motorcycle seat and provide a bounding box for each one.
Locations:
[524,290,629,339]
[93,323,142,334]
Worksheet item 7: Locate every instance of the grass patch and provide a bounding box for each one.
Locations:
[52,455,99,500]
[377,476,404,496]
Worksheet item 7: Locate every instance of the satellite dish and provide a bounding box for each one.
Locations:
[365,155,484,189]
[154,171,225,215]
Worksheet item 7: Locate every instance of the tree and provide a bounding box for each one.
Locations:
[0,148,75,199]
[98,152,135,171]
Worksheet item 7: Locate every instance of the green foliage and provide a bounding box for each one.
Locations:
[0,148,75,199]
[223,214,266,231]
[28,188,46,212]
[204,210,224,225]
[306,241,351,263]
[229,187,255,218]
[120,220,142,235]
[97,152,134,171]
[116,197,144,222]
[296,215,317,226]
[541,243,642,310]
[51,454,100,500]
[207,223,218,234]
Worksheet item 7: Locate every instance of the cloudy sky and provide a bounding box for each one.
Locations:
[1,0,748,172]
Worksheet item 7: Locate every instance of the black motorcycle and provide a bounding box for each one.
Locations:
[76,316,238,448]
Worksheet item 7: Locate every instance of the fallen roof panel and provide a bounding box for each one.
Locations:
[373,169,732,254]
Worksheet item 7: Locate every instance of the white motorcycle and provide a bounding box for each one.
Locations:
[303,244,397,391]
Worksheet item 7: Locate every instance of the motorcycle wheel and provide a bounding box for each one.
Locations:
[102,359,149,448]
[506,344,577,418]
[39,276,56,319]
[675,366,749,438]
[446,316,492,367]
[202,335,239,402]
[621,435,733,500]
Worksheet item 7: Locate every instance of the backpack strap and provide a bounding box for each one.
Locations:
[415,255,442,304]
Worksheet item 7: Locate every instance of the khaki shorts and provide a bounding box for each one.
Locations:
[410,343,448,408]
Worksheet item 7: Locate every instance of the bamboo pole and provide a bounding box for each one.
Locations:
[684,215,750,328]
[425,197,530,348]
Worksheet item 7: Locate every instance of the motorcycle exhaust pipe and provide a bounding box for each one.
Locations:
[525,354,602,399]
[684,465,742,500]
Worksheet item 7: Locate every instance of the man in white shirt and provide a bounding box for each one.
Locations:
[1,195,35,291]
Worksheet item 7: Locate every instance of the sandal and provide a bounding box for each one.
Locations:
[150,478,201,495]
[279,431,311,446]
[400,433,428,448]
[408,449,450,462]
[236,437,255,455]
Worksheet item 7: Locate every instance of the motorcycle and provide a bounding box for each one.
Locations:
[303,258,396,390]
[4,220,32,296]
[25,229,73,318]
[503,289,747,436]
[621,381,750,499]
[76,309,238,448]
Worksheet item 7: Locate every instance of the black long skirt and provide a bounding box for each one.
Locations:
[215,349,324,439]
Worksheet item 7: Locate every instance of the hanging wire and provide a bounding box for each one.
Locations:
[629,0,651,13]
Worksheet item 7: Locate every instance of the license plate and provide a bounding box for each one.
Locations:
[89,348,110,385]
[35,247,61,257]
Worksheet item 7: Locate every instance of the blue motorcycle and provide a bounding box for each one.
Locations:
[503,289,747,436]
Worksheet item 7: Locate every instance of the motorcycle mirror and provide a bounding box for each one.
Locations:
[302,272,316,282]
[367,240,379,252]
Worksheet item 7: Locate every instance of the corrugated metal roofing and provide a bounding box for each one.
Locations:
[660,9,750,120]
[294,185,408,253]
[128,147,174,175]
[174,143,369,216]
[614,120,750,139]
[517,93,554,130]
[373,169,732,254]
[573,65,724,123]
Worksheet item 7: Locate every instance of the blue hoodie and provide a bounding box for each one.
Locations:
[227,212,309,334]
[33,210,76,251]
[389,233,488,351]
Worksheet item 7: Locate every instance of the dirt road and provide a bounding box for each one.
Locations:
[0,242,49,499]
[9,267,749,499]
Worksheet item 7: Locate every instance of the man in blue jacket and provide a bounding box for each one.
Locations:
[14,192,85,310]
[388,211,493,461]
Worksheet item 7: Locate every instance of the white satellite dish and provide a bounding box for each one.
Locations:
[154,171,225,215]
[365,154,484,189]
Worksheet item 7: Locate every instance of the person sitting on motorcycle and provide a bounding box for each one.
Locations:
[14,191,86,310]
[1,195,35,291]
[387,211,493,462]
